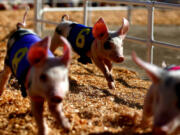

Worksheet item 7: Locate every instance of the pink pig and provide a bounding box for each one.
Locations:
[27,36,71,135]
[51,15,129,89]
[0,9,71,135]
[132,52,180,135]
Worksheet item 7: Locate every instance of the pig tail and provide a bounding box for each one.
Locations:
[16,6,30,29]
[61,14,69,22]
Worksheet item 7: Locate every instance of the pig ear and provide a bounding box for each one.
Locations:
[116,18,129,39]
[132,52,163,83]
[28,36,51,66]
[60,36,71,66]
[92,17,109,40]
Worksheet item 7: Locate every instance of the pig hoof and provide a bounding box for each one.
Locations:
[108,82,115,89]
[38,123,50,135]
[38,128,49,135]
[62,119,71,130]
[153,127,167,135]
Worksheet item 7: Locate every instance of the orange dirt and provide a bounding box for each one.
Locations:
[0,8,179,135]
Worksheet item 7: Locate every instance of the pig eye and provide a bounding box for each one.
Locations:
[40,73,48,82]
[104,41,111,50]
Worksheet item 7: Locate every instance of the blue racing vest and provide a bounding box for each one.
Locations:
[67,23,94,64]
[6,28,54,97]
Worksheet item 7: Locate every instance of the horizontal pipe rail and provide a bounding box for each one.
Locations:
[154,2,180,9]
[36,19,59,25]
[43,7,83,12]
[126,36,180,51]
[126,36,147,45]
[152,40,180,50]
[42,6,127,12]
[35,19,180,51]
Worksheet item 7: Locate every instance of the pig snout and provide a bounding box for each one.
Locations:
[153,113,178,134]
[48,89,67,104]
[110,54,124,63]
[116,56,124,63]
[48,87,67,104]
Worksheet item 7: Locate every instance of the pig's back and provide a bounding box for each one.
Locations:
[6,29,41,81]
[5,29,54,97]
[67,23,94,58]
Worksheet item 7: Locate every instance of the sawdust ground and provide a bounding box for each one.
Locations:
[0,8,179,135]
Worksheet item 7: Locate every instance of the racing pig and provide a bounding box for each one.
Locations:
[51,15,129,89]
[0,9,71,135]
[132,52,180,135]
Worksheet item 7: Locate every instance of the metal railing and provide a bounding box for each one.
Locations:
[34,0,180,63]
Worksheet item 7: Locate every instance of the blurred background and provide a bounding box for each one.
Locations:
[0,0,180,9]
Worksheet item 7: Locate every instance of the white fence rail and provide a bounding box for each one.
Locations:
[34,0,180,63]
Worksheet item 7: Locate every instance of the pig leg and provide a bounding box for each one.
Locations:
[103,59,115,89]
[48,102,71,130]
[141,87,154,126]
[92,57,115,89]
[0,65,11,96]
[50,33,64,53]
[31,99,49,135]
[104,59,112,71]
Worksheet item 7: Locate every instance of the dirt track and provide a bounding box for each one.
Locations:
[0,8,180,135]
